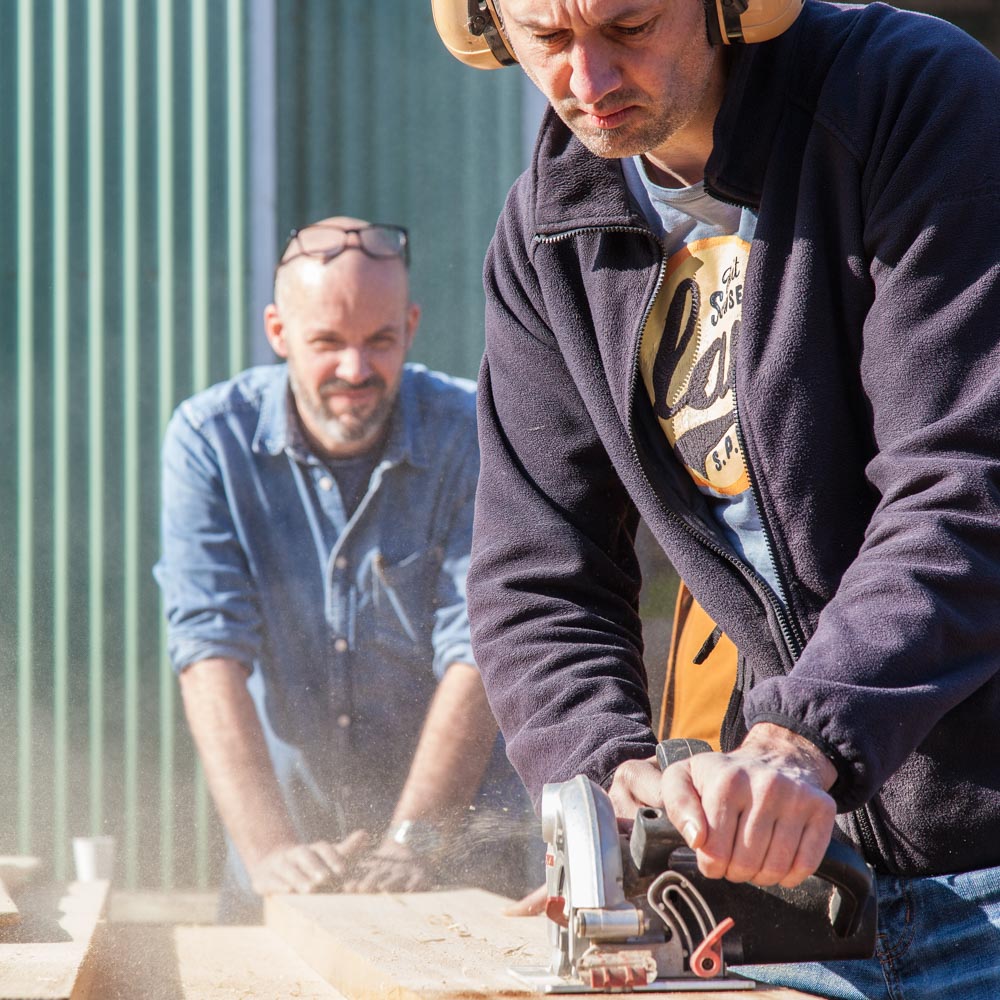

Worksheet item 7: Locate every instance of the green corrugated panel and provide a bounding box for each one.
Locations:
[2,0,250,888]
[87,0,106,854]
[276,1,525,381]
[15,0,37,859]
[1,0,998,895]
[156,0,176,890]
[1,0,524,890]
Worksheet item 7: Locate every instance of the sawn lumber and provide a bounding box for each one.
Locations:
[88,925,346,999]
[0,876,19,930]
[0,857,42,894]
[266,887,821,1000]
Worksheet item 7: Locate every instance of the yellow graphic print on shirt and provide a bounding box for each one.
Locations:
[639,235,750,497]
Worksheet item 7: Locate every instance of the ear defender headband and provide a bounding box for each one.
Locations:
[430,0,804,69]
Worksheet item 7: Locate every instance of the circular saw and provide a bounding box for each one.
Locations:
[510,740,877,993]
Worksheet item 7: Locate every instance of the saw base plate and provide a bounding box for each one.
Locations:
[508,965,757,993]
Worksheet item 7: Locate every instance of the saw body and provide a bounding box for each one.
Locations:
[511,743,877,993]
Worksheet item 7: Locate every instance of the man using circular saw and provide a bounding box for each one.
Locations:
[432,1,1000,996]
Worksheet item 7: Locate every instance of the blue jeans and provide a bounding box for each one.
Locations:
[735,865,1000,999]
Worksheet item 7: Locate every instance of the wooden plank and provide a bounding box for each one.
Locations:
[267,888,819,1000]
[0,877,20,930]
[0,881,109,1000]
[0,858,42,894]
[88,925,347,999]
[108,891,217,926]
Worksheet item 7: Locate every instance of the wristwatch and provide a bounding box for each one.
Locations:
[386,818,443,856]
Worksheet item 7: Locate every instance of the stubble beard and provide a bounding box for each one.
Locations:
[557,99,689,160]
[289,367,397,453]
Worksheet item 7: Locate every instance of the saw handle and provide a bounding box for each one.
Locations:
[630,738,874,938]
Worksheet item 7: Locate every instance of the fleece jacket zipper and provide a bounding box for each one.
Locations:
[536,223,884,866]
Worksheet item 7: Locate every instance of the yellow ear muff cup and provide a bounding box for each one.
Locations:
[430,0,516,69]
[712,0,803,44]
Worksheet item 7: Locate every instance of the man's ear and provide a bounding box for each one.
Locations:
[263,303,289,359]
[404,302,421,351]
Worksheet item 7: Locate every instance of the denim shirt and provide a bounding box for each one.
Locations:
[154,363,495,844]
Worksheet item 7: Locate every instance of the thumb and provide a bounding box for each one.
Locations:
[660,761,707,850]
[503,883,547,917]
[608,757,662,819]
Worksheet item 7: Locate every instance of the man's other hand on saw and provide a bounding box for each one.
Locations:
[248,829,369,895]
[610,723,837,889]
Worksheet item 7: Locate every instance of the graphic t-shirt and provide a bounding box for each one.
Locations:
[623,155,784,602]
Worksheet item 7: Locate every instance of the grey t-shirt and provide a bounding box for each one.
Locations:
[623,155,784,603]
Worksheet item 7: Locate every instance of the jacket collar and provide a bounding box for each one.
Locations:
[252,364,426,469]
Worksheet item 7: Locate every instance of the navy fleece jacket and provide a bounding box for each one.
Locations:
[469,1,1000,877]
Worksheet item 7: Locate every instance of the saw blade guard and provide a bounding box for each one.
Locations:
[540,776,647,978]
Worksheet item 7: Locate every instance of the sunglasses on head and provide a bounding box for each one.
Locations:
[276,223,410,271]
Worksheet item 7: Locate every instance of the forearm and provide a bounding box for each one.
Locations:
[179,657,298,867]
[471,355,652,802]
[389,662,498,827]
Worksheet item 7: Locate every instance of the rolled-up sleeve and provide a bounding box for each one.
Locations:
[154,405,262,673]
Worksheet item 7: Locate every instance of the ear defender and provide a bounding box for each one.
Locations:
[431,0,517,70]
[431,0,804,68]
[705,0,803,45]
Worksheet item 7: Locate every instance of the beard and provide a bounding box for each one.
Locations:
[289,368,396,452]
[552,91,691,160]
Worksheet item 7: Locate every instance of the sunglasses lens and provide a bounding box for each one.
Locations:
[293,226,348,259]
[358,225,407,258]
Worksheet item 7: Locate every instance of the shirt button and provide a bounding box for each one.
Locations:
[319,476,333,491]
[333,637,348,652]
[337,714,352,728]
[334,556,348,570]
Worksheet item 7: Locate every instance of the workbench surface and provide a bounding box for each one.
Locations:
[4,888,822,1000]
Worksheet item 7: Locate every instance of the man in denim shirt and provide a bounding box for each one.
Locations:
[155,217,531,922]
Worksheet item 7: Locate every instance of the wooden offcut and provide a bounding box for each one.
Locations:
[0,877,19,930]
[0,880,109,1000]
[0,856,42,893]
[267,888,819,1000]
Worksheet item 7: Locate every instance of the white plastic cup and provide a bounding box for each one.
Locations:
[72,836,116,882]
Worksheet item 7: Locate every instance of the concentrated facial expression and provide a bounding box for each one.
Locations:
[500,0,722,161]
[267,250,418,458]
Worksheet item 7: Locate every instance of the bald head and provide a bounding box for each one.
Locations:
[264,216,420,458]
[274,215,410,314]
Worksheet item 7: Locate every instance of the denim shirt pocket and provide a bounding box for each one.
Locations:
[370,545,444,657]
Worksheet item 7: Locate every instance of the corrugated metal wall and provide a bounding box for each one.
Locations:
[1,1,526,889]
[275,1,525,379]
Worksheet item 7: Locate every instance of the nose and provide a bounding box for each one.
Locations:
[567,39,622,108]
[336,346,372,384]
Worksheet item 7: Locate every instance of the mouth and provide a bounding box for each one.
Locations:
[579,105,636,130]
[326,389,379,412]
[321,379,384,403]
